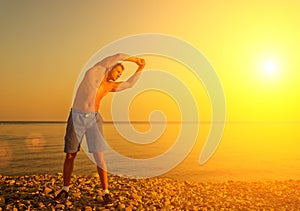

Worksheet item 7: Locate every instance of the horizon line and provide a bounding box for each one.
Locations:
[0,120,300,124]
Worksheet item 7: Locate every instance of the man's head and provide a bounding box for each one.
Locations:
[107,63,124,81]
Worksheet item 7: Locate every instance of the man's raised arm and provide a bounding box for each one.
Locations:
[111,58,146,92]
[94,53,130,69]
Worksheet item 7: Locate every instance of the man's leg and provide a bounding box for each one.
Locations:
[93,151,113,205]
[93,152,108,190]
[54,152,77,201]
[63,152,77,186]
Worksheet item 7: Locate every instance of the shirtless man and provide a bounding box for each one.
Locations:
[55,53,145,206]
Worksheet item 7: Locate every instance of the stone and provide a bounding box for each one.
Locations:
[73,192,81,198]
[38,202,45,208]
[118,204,126,209]
[55,203,65,209]
[9,180,15,185]
[43,187,53,195]
[85,206,93,211]
[131,193,141,201]
[0,196,5,206]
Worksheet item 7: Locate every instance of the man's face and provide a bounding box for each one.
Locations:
[108,65,124,81]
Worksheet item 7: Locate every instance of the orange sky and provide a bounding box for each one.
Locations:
[0,0,300,122]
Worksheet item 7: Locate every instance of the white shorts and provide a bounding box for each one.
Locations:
[64,109,106,153]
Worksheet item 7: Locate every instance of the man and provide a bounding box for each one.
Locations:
[54,53,145,206]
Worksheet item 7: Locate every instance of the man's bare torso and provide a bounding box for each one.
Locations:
[72,53,129,112]
[72,66,108,112]
[71,53,143,112]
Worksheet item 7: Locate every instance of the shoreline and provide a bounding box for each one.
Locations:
[1,174,299,210]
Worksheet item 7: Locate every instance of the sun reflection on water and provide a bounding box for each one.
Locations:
[25,133,46,152]
[0,140,12,168]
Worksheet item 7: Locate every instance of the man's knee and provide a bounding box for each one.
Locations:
[65,152,77,160]
[93,152,106,167]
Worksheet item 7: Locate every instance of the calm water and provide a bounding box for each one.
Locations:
[0,122,299,182]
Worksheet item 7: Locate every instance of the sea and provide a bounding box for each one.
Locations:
[0,122,299,182]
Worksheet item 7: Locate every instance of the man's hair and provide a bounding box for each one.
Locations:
[113,63,125,70]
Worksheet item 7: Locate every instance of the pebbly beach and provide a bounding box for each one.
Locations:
[0,173,299,211]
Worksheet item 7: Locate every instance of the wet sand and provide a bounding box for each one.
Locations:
[0,173,299,210]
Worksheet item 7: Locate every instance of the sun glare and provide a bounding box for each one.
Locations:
[257,57,282,83]
[263,60,278,77]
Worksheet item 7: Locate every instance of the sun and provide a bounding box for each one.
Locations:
[256,57,283,83]
[252,54,285,87]
[263,59,278,77]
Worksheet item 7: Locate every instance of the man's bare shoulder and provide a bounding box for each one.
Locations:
[100,79,118,90]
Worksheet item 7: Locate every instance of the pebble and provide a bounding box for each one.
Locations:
[0,174,299,210]
[85,205,92,211]
[0,196,5,206]
[43,187,53,195]
[118,203,126,209]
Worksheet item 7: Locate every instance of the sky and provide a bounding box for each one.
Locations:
[0,0,300,122]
